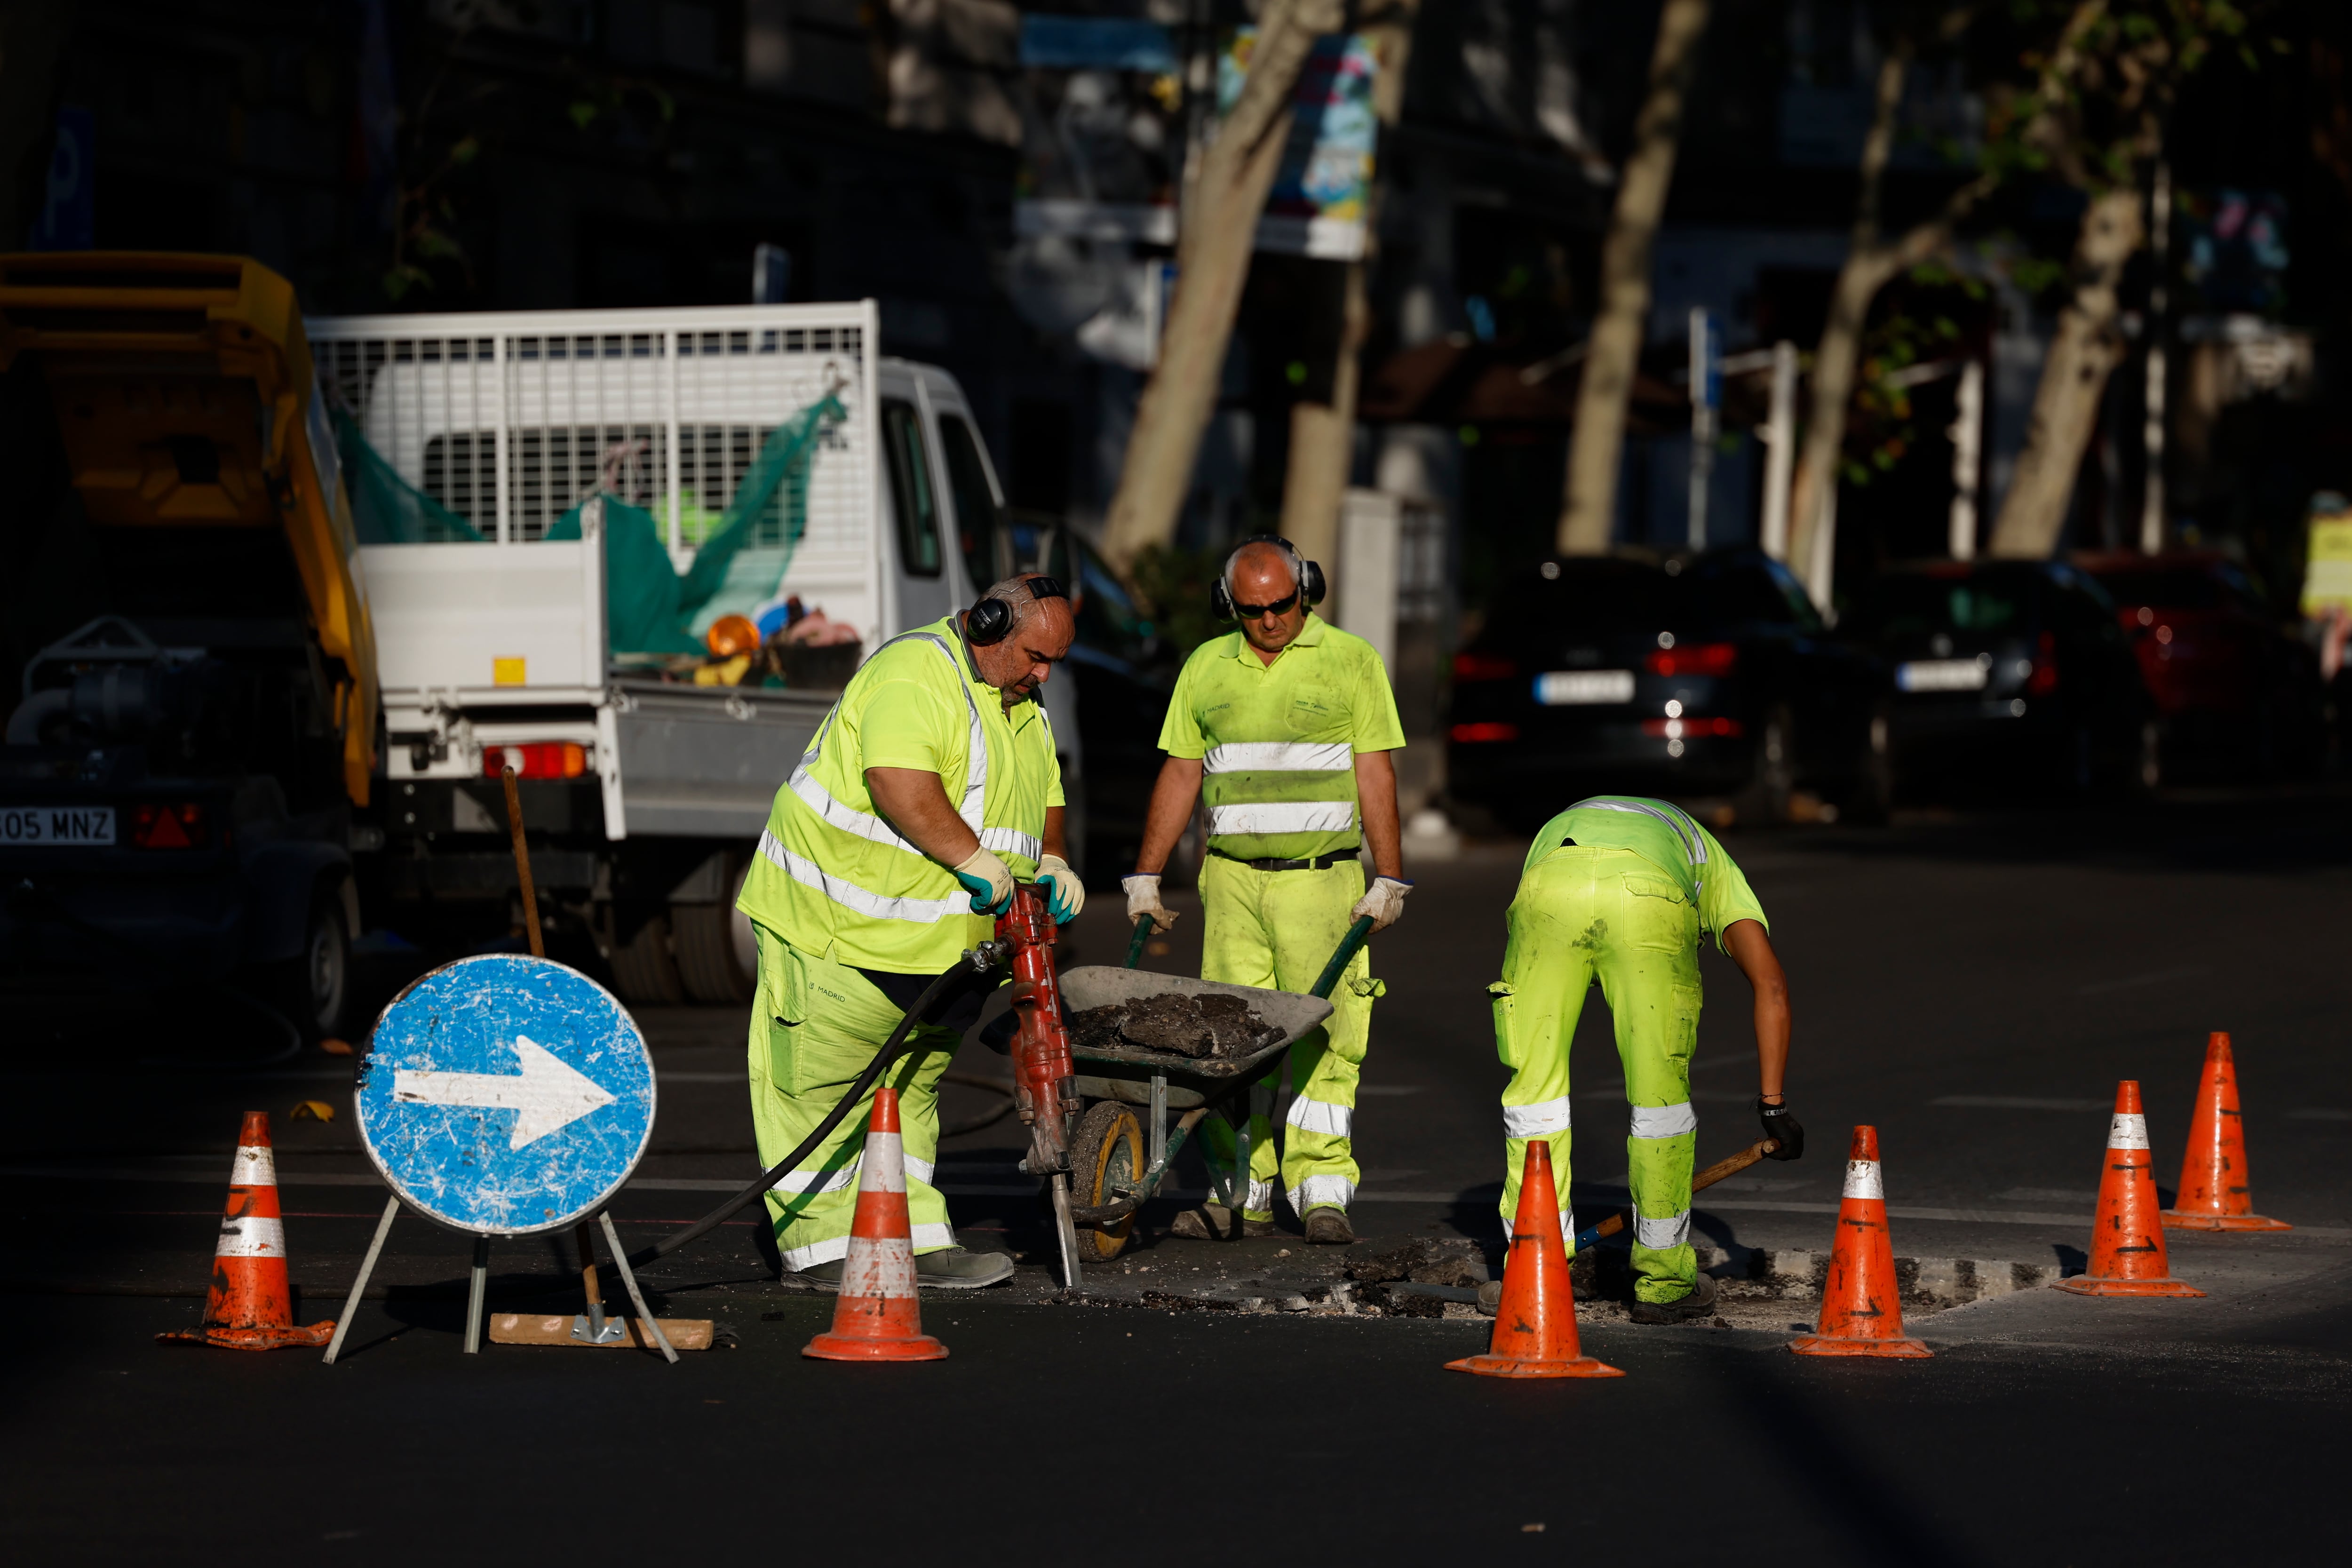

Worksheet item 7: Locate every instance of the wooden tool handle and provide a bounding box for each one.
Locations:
[1584,1138,1779,1243]
[501,766,544,959]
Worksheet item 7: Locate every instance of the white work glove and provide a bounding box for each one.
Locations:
[1035,853,1084,924]
[1351,876,1413,934]
[951,846,1014,915]
[1122,873,1178,934]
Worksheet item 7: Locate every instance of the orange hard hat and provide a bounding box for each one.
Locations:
[706,614,761,658]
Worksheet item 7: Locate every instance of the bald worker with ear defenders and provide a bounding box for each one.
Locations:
[1126,536,1408,1246]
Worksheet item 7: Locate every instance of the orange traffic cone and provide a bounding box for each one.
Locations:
[803,1086,948,1363]
[2162,1032,2291,1233]
[2055,1081,2205,1298]
[157,1112,336,1350]
[1446,1140,1621,1379]
[1789,1125,1931,1357]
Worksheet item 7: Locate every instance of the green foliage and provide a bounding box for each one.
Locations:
[1127,543,1231,663]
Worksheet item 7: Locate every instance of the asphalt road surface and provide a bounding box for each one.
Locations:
[5,791,2348,1564]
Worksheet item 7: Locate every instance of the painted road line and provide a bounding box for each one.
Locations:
[1933,1095,2112,1111]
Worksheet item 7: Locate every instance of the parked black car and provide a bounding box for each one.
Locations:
[1845,560,2158,798]
[1447,549,1890,830]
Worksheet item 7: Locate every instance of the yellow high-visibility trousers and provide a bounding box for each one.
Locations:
[747,927,960,1272]
[1196,855,1383,1221]
[1489,845,1701,1304]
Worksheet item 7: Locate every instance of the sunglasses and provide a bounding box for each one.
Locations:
[1234,589,1301,619]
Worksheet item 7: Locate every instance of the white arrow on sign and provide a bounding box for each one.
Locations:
[392,1035,617,1150]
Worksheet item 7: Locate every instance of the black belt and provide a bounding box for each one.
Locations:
[1208,846,1359,872]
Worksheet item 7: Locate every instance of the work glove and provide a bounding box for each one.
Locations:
[1757,1097,1804,1161]
[1035,853,1084,924]
[1349,876,1414,934]
[1122,873,1177,934]
[951,846,1014,915]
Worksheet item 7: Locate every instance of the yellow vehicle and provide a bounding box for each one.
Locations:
[0,253,379,1040]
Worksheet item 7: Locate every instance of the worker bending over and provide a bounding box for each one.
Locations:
[736,574,1081,1288]
[1486,796,1802,1322]
[1126,536,1409,1245]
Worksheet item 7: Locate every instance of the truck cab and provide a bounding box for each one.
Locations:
[0,253,377,1041]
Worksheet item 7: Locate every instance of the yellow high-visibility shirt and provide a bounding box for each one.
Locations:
[738,616,1064,972]
[1156,613,1406,862]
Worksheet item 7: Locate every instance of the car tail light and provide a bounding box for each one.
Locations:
[129,802,207,849]
[1450,722,1519,743]
[1645,642,1737,677]
[1452,652,1518,682]
[484,742,588,780]
[2026,632,2060,697]
[1640,716,1743,739]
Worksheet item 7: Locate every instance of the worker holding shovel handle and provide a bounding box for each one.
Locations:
[1124,536,1409,1246]
[1485,797,1803,1323]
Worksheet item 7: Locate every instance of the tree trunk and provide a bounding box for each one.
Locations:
[1987,187,2144,557]
[1279,1,1419,581]
[1099,0,1343,572]
[1785,51,1908,580]
[1556,0,1712,556]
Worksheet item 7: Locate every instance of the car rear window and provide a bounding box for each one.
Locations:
[2090,569,2221,610]
[1851,575,2035,639]
[1486,558,1809,637]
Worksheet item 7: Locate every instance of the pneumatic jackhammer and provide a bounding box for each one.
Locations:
[996,881,1089,1285]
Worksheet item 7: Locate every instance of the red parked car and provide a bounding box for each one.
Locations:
[2074,552,2325,778]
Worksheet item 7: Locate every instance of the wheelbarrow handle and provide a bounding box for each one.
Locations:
[1309,916,1376,1001]
[1126,913,1154,970]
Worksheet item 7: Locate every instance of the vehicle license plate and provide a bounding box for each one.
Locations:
[0,805,116,846]
[1533,669,1635,705]
[1897,659,1990,693]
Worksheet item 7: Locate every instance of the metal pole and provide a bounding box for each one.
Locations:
[1687,308,1716,550]
[599,1211,679,1362]
[463,1236,489,1354]
[322,1195,401,1365]
[1149,1071,1168,1174]
[2140,159,2171,555]
[1949,359,1983,561]
[1760,340,1796,560]
[1049,1173,1084,1289]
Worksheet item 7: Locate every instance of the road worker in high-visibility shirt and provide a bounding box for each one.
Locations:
[735,573,1081,1288]
[1481,795,1804,1323]
[1125,536,1409,1246]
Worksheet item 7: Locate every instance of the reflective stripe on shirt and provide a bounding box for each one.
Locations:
[1568,795,1708,893]
[1207,801,1356,836]
[758,830,969,924]
[1204,740,1353,774]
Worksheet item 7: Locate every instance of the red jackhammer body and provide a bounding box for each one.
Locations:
[998,883,1080,1175]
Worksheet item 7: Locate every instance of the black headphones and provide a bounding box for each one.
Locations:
[966,575,1068,646]
[1210,534,1326,622]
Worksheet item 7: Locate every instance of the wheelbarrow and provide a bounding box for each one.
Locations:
[1046,914,1373,1270]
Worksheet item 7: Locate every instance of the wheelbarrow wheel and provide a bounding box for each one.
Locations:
[1071,1100,1144,1259]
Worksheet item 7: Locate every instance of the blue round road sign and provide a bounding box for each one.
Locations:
[356,955,656,1237]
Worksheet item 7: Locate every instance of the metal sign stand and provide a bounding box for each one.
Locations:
[322,769,678,1365]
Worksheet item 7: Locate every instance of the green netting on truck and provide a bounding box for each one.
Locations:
[337,411,486,544]
[547,391,845,657]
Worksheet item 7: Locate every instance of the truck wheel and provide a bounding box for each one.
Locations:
[673,903,754,1004]
[254,886,350,1045]
[608,911,685,1006]
[672,851,755,1005]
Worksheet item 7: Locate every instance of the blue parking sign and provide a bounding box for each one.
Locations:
[356,955,656,1236]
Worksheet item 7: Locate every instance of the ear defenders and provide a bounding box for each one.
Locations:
[1210,534,1326,621]
[966,575,1068,645]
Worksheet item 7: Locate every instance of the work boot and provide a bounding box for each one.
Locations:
[1476,1279,1503,1316]
[1243,1217,1280,1238]
[1170,1203,1235,1241]
[791,1258,846,1293]
[1303,1207,1355,1245]
[1628,1272,1720,1325]
[914,1248,1013,1289]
